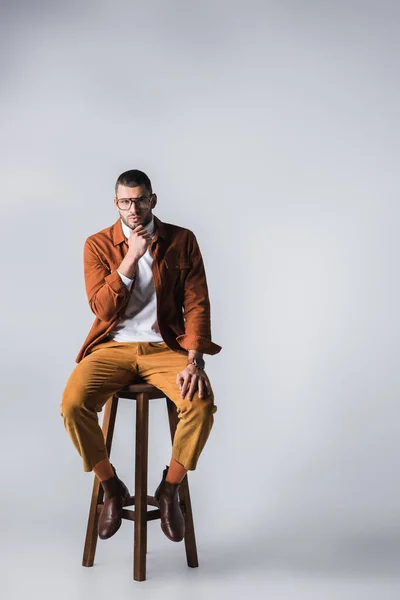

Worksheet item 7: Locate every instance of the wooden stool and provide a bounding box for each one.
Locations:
[82,380,199,581]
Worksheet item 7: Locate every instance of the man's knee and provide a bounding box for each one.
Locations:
[199,392,217,417]
[60,372,88,421]
[179,390,217,421]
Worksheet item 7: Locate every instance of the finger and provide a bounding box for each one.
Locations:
[180,375,191,398]
[176,373,183,389]
[198,377,206,399]
[203,374,212,396]
[187,374,198,401]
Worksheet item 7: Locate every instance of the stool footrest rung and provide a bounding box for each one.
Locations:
[121,508,161,522]
[96,494,187,523]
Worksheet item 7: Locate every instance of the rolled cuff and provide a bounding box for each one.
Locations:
[176,334,222,355]
[104,270,130,296]
[117,269,135,290]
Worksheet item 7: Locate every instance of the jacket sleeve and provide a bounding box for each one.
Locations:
[176,232,222,355]
[83,238,132,322]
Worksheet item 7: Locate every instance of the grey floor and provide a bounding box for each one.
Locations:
[2,393,400,600]
[3,501,400,600]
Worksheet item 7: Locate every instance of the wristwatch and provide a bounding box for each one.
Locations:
[187,356,205,370]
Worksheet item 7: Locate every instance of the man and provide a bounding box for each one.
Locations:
[60,169,221,543]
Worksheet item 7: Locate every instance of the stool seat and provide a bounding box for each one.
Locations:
[117,381,165,399]
[82,378,198,582]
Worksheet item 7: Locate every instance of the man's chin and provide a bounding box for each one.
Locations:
[126,218,141,228]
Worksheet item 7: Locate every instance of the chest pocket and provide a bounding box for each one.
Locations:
[165,260,191,287]
[171,261,191,270]
[166,258,191,271]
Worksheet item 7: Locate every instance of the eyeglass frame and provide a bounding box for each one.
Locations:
[115,194,154,210]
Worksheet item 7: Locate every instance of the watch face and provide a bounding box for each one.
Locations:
[195,357,205,368]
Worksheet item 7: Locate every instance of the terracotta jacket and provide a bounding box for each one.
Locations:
[75,214,222,363]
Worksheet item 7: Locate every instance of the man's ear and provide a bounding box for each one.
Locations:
[151,194,158,209]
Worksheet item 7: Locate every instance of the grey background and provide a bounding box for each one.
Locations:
[0,1,399,598]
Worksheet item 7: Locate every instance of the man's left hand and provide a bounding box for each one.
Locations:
[176,364,212,400]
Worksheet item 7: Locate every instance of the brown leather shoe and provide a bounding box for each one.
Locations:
[154,465,185,542]
[98,463,131,540]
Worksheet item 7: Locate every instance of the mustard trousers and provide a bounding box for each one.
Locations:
[60,340,218,472]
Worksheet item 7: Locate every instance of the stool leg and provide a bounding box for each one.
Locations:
[82,394,119,567]
[166,397,199,568]
[133,392,149,582]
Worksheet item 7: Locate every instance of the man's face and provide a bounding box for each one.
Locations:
[114,184,157,230]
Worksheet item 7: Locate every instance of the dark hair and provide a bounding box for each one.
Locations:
[115,169,153,197]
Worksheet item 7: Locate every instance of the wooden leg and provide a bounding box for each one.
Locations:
[166,397,199,568]
[82,394,119,567]
[133,392,149,581]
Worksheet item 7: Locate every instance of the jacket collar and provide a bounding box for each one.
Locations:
[111,213,168,246]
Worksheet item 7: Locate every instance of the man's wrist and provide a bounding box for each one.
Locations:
[118,254,139,280]
[187,350,205,370]
[188,349,203,361]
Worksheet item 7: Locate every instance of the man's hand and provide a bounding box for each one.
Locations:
[176,364,213,400]
[127,225,152,261]
[118,225,151,280]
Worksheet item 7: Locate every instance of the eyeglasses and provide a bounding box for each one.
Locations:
[116,195,153,210]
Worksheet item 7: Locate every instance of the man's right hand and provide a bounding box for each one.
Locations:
[127,225,152,261]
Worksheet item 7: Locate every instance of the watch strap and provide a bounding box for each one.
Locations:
[187,357,205,370]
